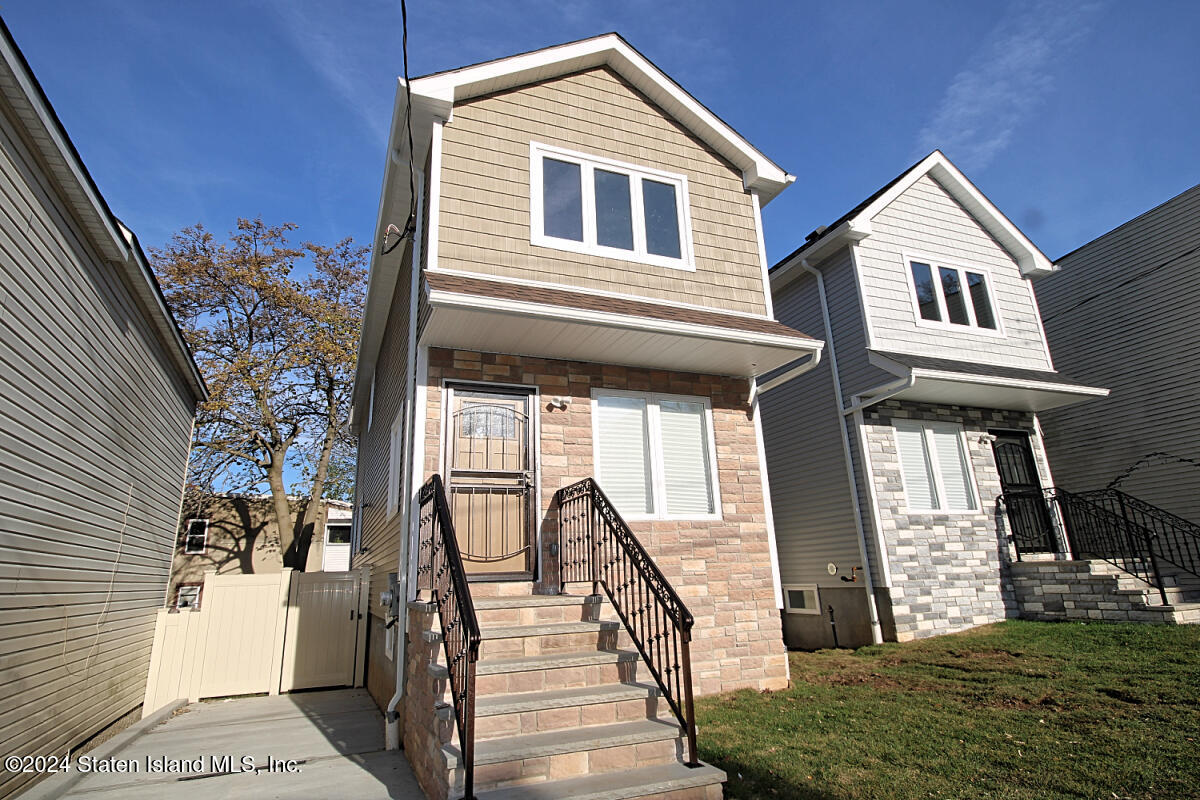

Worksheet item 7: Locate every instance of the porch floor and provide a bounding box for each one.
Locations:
[55,690,425,799]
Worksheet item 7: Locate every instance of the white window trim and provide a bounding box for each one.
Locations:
[892,419,983,515]
[175,583,202,609]
[783,584,820,615]
[387,408,405,518]
[903,251,1005,338]
[530,141,696,272]
[590,388,721,522]
[183,518,208,554]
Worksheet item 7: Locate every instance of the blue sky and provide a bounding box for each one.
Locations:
[4,0,1199,264]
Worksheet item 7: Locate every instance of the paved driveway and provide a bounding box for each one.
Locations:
[56,690,425,799]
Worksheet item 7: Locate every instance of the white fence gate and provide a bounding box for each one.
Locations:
[142,568,368,717]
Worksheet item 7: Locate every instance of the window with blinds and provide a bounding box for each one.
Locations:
[593,391,718,520]
[893,420,978,512]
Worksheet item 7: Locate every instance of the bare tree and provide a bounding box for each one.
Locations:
[154,218,366,568]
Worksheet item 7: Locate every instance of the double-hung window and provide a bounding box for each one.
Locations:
[908,259,999,331]
[592,390,719,520]
[893,420,979,513]
[531,142,694,271]
[183,519,208,554]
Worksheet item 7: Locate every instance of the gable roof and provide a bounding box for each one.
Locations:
[0,19,207,403]
[771,151,1054,290]
[410,33,793,202]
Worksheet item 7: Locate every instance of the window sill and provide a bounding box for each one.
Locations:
[531,234,695,272]
[911,317,1007,339]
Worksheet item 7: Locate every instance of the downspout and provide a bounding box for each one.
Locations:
[799,258,883,644]
[385,164,427,749]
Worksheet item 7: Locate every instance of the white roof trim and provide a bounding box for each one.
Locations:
[410,33,793,203]
[854,151,1054,277]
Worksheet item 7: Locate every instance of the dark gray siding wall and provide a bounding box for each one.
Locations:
[0,105,195,797]
[1036,184,1200,522]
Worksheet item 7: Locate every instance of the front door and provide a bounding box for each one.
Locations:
[991,430,1055,553]
[445,386,535,579]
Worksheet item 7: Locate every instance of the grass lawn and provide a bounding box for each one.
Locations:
[696,620,1200,800]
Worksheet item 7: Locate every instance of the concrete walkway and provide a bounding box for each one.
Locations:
[56,690,425,799]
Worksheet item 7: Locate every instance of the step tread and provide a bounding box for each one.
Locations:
[476,762,726,800]
[475,594,601,610]
[482,620,621,640]
[475,683,659,717]
[444,718,682,768]
[429,648,642,679]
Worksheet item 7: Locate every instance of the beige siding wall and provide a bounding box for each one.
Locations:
[0,105,196,797]
[353,245,414,709]
[857,174,1052,369]
[437,67,769,316]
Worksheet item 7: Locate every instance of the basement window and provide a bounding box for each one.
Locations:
[784,585,819,615]
[908,259,999,331]
[530,142,694,271]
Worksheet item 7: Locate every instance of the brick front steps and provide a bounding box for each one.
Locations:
[1011,560,1200,624]
[405,593,726,800]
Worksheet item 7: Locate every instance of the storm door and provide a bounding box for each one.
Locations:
[445,386,535,579]
[991,430,1056,553]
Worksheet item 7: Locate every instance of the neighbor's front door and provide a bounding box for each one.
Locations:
[991,430,1056,553]
[445,386,535,579]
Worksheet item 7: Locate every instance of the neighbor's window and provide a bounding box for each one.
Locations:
[908,260,998,330]
[325,523,352,545]
[183,519,208,554]
[784,585,819,615]
[592,391,718,520]
[531,142,693,270]
[893,420,979,512]
[175,584,201,609]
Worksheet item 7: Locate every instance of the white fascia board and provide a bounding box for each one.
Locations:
[425,289,823,354]
[769,218,873,292]
[351,83,440,427]
[854,151,1054,277]
[909,368,1109,399]
[411,34,792,203]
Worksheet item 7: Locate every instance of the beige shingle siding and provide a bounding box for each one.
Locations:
[855,174,1052,370]
[436,67,769,316]
[0,104,195,797]
[352,248,413,615]
[1036,184,1200,521]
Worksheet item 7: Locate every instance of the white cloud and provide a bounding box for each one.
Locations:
[917,1,1105,172]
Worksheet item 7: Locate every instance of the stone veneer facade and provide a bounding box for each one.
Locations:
[421,347,789,695]
[861,399,1054,641]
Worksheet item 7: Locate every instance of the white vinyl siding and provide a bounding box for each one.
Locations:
[594,395,654,515]
[894,420,979,512]
[592,390,719,520]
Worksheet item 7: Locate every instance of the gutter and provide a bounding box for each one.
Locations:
[799,258,883,645]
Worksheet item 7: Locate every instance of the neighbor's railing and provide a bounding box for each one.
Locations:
[999,487,1171,605]
[418,475,481,800]
[555,477,699,767]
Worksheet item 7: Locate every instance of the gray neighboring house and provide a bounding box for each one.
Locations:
[761,151,1108,650]
[1035,183,1200,524]
[0,20,205,799]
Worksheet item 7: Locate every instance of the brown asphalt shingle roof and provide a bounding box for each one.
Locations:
[425,273,817,341]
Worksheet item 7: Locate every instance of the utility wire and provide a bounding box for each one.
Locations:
[382,0,417,256]
[1041,243,1199,324]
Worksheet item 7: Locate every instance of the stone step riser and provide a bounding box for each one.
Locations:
[479,629,631,660]
[475,602,602,627]
[475,695,667,740]
[450,736,684,794]
[478,658,642,695]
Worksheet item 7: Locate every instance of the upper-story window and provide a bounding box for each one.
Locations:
[530,142,695,271]
[908,258,999,332]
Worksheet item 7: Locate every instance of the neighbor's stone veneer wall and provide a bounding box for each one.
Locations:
[422,348,789,694]
[862,400,1054,641]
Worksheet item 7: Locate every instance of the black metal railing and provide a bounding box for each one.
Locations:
[997,486,1200,606]
[555,478,699,767]
[418,475,481,800]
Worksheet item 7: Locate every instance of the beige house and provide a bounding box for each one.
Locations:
[351,34,822,799]
[168,495,354,607]
[0,20,206,800]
